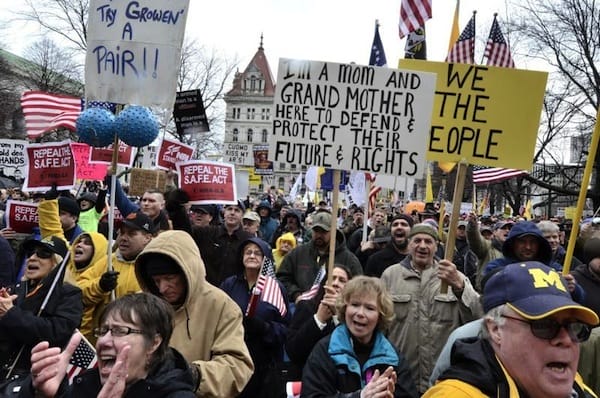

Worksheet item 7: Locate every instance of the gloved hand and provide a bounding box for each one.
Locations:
[99,271,119,292]
[243,316,268,335]
[44,183,59,200]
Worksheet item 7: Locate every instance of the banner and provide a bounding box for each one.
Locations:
[269,59,437,178]
[0,139,27,181]
[6,200,39,233]
[398,60,548,170]
[176,160,237,204]
[70,142,109,181]
[85,0,190,108]
[173,89,210,134]
[23,140,76,191]
[155,137,194,170]
[254,144,273,175]
[89,141,136,167]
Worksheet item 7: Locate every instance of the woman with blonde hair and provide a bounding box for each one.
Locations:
[301,276,417,397]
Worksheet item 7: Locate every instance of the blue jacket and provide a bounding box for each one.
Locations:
[484,221,585,303]
[301,324,418,397]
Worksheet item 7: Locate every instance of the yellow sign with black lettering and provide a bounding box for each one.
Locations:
[398,59,547,170]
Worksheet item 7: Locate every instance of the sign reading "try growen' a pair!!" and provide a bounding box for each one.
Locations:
[269,59,437,178]
[399,59,548,171]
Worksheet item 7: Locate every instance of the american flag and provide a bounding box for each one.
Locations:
[399,0,432,39]
[297,266,326,302]
[446,12,476,64]
[256,258,287,317]
[369,23,387,67]
[484,15,515,68]
[20,90,117,140]
[369,185,382,214]
[66,333,97,384]
[472,165,527,184]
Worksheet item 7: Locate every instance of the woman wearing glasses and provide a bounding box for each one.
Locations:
[0,236,82,386]
[20,293,195,397]
[220,237,291,398]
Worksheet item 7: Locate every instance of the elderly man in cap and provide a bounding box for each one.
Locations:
[365,213,413,277]
[381,224,481,394]
[277,211,362,303]
[467,214,514,291]
[242,211,261,237]
[424,261,599,398]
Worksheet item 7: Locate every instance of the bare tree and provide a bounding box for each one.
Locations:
[499,0,600,211]
[22,38,83,94]
[0,49,23,139]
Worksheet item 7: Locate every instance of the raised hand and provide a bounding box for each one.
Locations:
[31,332,82,397]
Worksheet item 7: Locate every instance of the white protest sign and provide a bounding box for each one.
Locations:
[224,142,253,166]
[0,139,27,179]
[85,0,190,108]
[269,59,437,178]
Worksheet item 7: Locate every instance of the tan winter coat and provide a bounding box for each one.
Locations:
[381,256,481,394]
[135,230,254,397]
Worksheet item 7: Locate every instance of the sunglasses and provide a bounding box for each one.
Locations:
[501,314,591,343]
[27,247,54,259]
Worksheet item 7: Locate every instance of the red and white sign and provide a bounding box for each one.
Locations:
[6,200,39,233]
[156,137,194,170]
[70,142,109,181]
[23,140,76,191]
[90,141,135,167]
[176,160,236,204]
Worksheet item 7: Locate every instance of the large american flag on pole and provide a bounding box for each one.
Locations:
[20,91,117,140]
[66,332,98,384]
[398,0,432,39]
[472,165,527,184]
[484,14,515,68]
[446,11,476,64]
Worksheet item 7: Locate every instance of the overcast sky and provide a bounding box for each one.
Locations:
[1,0,517,77]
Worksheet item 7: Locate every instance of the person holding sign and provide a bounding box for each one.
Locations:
[381,225,481,394]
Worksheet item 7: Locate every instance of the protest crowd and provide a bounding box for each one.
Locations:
[0,175,598,398]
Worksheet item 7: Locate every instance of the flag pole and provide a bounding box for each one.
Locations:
[327,170,341,284]
[562,108,600,274]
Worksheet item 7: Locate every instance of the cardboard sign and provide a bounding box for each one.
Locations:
[70,142,109,181]
[173,89,210,134]
[176,160,236,204]
[6,201,39,233]
[224,142,253,166]
[85,0,190,109]
[90,141,135,167]
[0,139,27,180]
[23,141,76,191]
[254,144,273,175]
[155,137,194,170]
[269,59,437,178]
[128,168,167,197]
[398,60,548,170]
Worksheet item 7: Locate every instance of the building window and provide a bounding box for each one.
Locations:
[247,129,253,142]
[232,128,239,142]
[278,177,285,189]
[232,107,241,119]
[247,108,255,120]
[279,162,286,170]
[261,108,270,120]
[291,164,297,170]
[250,76,256,91]
[261,129,268,143]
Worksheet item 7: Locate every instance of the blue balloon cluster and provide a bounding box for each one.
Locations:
[114,106,159,147]
[76,107,115,148]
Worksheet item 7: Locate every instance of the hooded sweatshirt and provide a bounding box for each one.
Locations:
[273,232,297,270]
[484,221,585,303]
[63,232,109,344]
[135,230,254,397]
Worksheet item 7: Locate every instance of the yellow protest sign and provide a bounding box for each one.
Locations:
[564,207,576,220]
[398,60,548,170]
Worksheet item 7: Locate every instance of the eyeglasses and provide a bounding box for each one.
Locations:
[244,249,263,257]
[93,325,145,338]
[501,314,591,343]
[27,247,54,259]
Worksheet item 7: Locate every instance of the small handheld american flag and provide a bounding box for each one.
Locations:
[297,266,326,302]
[66,332,98,384]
